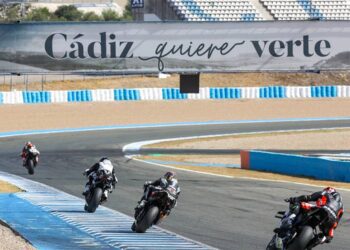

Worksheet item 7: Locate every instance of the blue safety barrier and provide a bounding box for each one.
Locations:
[210,88,241,99]
[68,90,92,102]
[311,86,337,98]
[0,92,3,104]
[22,91,51,104]
[259,86,286,98]
[162,88,188,100]
[248,150,350,182]
[114,89,141,101]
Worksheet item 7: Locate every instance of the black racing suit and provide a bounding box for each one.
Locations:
[138,177,181,212]
[292,190,344,243]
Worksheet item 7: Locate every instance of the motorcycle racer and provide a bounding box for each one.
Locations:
[135,171,180,215]
[20,141,40,166]
[82,157,118,200]
[285,187,343,246]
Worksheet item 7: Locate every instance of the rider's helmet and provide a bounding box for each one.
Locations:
[26,141,33,148]
[324,186,342,202]
[98,157,113,175]
[317,187,337,207]
[164,171,176,182]
[324,187,336,194]
[99,157,109,162]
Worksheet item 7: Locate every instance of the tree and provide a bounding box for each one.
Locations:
[81,11,101,21]
[122,2,133,21]
[25,7,52,21]
[102,9,120,21]
[54,5,82,21]
[0,3,21,21]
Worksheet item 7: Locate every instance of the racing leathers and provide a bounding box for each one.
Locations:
[287,189,344,245]
[136,177,181,215]
[21,144,40,166]
[82,159,118,200]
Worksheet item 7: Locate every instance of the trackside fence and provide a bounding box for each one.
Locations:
[1,85,350,104]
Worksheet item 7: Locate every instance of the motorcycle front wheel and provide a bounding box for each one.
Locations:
[266,235,278,250]
[85,187,103,213]
[287,226,314,250]
[135,206,159,233]
[27,159,34,175]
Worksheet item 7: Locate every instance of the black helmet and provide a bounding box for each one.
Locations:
[99,157,109,162]
[164,171,176,181]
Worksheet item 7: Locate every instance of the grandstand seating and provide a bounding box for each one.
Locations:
[167,0,350,21]
[167,0,265,21]
[261,0,350,20]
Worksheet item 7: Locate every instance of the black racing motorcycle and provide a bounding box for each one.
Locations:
[83,169,114,213]
[132,184,178,233]
[266,199,328,250]
[24,148,39,175]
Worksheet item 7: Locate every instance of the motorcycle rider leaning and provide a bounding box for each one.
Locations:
[82,157,118,200]
[286,187,344,246]
[21,141,40,166]
[135,171,181,215]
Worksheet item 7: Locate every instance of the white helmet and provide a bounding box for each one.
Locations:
[99,158,113,175]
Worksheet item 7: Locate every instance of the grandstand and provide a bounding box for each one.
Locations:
[3,0,349,21]
[261,0,350,20]
[142,0,350,21]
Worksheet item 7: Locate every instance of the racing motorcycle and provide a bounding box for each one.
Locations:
[266,199,329,250]
[83,165,114,213]
[23,148,39,175]
[132,180,178,233]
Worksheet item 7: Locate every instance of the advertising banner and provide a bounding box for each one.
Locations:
[131,0,144,8]
[0,21,349,74]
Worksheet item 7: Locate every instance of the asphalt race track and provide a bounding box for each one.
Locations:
[1,119,350,250]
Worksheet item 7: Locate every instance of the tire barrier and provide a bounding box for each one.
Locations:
[114,89,140,101]
[240,150,350,182]
[50,90,68,103]
[2,91,23,104]
[162,88,188,100]
[311,86,337,98]
[22,91,51,104]
[259,86,286,98]
[337,85,350,97]
[1,85,350,104]
[241,87,260,99]
[188,87,211,99]
[91,89,114,102]
[285,86,311,98]
[210,87,241,99]
[68,90,92,102]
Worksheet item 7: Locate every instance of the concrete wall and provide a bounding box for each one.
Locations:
[241,150,350,182]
